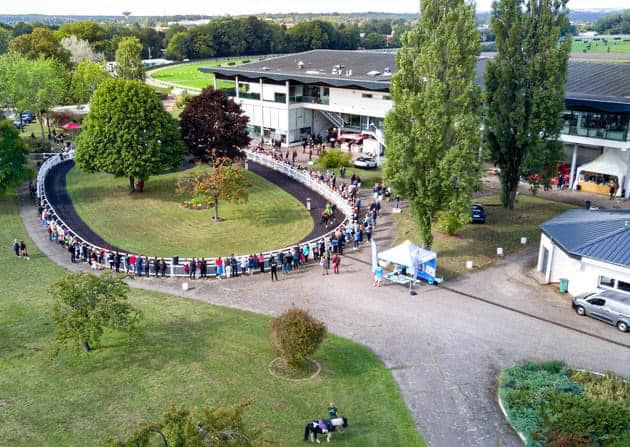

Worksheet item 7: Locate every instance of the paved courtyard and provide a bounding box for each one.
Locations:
[19,187,630,447]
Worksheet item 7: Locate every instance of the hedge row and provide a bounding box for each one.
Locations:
[499,361,630,447]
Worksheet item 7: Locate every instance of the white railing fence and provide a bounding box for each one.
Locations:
[36,149,356,278]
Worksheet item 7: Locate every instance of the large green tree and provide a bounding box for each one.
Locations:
[0,53,66,140]
[114,36,145,81]
[8,27,70,66]
[384,0,481,248]
[0,119,30,194]
[50,272,142,354]
[76,79,185,191]
[70,60,110,104]
[485,0,571,209]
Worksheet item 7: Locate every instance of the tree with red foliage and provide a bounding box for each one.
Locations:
[180,88,251,162]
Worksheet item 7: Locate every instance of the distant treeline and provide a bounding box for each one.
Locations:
[594,9,630,34]
[0,17,410,62]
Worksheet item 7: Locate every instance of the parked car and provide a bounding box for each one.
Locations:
[572,290,630,332]
[20,110,35,123]
[471,203,486,224]
[353,156,377,169]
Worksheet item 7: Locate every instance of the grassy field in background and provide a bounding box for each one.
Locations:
[0,193,422,446]
[66,165,314,257]
[572,38,630,54]
[150,57,262,90]
[395,194,574,280]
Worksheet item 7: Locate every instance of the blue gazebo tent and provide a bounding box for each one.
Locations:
[377,240,442,285]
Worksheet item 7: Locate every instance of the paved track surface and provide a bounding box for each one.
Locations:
[21,182,630,447]
[44,160,333,254]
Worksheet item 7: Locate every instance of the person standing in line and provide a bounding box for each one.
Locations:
[216,257,224,279]
[154,257,160,277]
[302,244,310,263]
[270,255,278,281]
[160,258,167,277]
[240,256,248,276]
[136,256,143,277]
[257,253,265,273]
[200,258,207,279]
[144,257,150,277]
[114,252,121,272]
[248,254,256,276]
[13,239,21,256]
[189,258,196,280]
[230,254,238,277]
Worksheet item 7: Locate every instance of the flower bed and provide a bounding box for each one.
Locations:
[498,361,629,446]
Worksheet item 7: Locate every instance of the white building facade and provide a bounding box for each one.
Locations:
[537,209,630,296]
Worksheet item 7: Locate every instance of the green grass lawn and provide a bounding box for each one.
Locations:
[572,38,630,54]
[150,57,262,90]
[0,193,422,446]
[395,194,574,280]
[66,165,314,257]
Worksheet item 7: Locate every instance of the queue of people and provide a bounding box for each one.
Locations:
[32,146,382,282]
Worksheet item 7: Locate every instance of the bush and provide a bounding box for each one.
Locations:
[318,149,351,169]
[175,94,192,109]
[570,371,630,404]
[499,362,630,447]
[270,308,326,368]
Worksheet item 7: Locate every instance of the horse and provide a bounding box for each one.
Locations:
[303,416,348,443]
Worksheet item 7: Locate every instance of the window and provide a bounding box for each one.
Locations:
[617,280,630,293]
[599,276,615,288]
[362,93,373,99]
[274,93,287,103]
[587,298,605,306]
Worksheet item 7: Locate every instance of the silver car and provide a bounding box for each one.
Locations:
[573,290,630,332]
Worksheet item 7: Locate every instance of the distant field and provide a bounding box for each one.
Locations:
[150,57,262,90]
[572,38,630,54]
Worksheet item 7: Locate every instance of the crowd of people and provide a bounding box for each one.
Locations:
[32,145,389,282]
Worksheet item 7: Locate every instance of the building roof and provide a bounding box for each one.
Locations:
[202,49,630,107]
[540,209,630,267]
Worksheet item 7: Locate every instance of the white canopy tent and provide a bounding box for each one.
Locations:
[377,240,437,278]
[574,148,630,197]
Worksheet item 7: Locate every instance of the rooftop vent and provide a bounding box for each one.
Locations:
[366,70,381,77]
[297,61,305,69]
[346,69,352,77]
[261,67,271,71]
[383,67,393,76]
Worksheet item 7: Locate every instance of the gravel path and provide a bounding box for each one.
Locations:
[19,184,630,447]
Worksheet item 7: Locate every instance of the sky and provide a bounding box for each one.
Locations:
[0,0,627,16]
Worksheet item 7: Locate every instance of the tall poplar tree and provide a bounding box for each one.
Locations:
[485,0,571,209]
[384,0,481,248]
[115,36,145,81]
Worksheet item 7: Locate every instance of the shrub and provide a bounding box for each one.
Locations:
[499,362,630,447]
[227,61,236,66]
[270,308,326,368]
[318,149,351,169]
[570,371,630,404]
[175,94,192,109]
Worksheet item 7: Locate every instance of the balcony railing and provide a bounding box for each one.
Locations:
[561,125,629,142]
[289,95,330,105]
[239,92,260,100]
